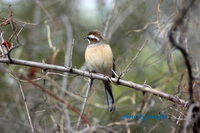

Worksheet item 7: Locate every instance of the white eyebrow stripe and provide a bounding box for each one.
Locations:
[87,35,100,41]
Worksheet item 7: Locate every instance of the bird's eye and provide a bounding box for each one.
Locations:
[87,37,91,40]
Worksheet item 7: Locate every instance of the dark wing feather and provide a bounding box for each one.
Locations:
[112,58,116,78]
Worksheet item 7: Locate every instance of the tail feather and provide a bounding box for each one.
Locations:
[103,81,115,112]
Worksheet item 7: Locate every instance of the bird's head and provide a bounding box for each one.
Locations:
[84,30,105,45]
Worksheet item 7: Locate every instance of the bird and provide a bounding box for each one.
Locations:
[84,30,115,112]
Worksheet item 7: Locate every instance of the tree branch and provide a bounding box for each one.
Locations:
[0,58,188,107]
[168,0,195,103]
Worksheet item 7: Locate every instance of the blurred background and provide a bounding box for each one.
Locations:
[0,0,200,132]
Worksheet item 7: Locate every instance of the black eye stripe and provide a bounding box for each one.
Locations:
[87,37,98,42]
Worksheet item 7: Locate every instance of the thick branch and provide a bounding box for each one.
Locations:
[0,58,188,107]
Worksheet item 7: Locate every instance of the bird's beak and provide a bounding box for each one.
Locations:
[84,37,89,44]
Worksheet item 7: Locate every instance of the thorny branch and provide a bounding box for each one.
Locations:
[0,58,188,107]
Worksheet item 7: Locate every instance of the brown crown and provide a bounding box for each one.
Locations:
[87,30,105,41]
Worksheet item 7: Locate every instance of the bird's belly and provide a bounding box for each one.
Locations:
[85,44,113,75]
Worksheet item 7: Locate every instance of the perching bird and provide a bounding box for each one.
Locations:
[84,30,115,112]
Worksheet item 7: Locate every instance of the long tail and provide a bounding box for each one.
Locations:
[103,81,115,112]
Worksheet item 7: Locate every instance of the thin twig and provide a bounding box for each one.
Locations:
[45,20,59,64]
[107,4,135,42]
[8,11,18,42]
[16,22,27,37]
[120,40,148,78]
[8,66,34,133]
[64,109,72,131]
[183,103,199,133]
[34,0,53,21]
[60,14,73,98]
[126,20,158,35]
[76,79,93,129]
[0,30,5,56]
[70,37,75,67]
[42,67,47,133]
[23,76,91,128]
[103,0,117,37]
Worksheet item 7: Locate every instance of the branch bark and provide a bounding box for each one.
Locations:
[0,58,188,107]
